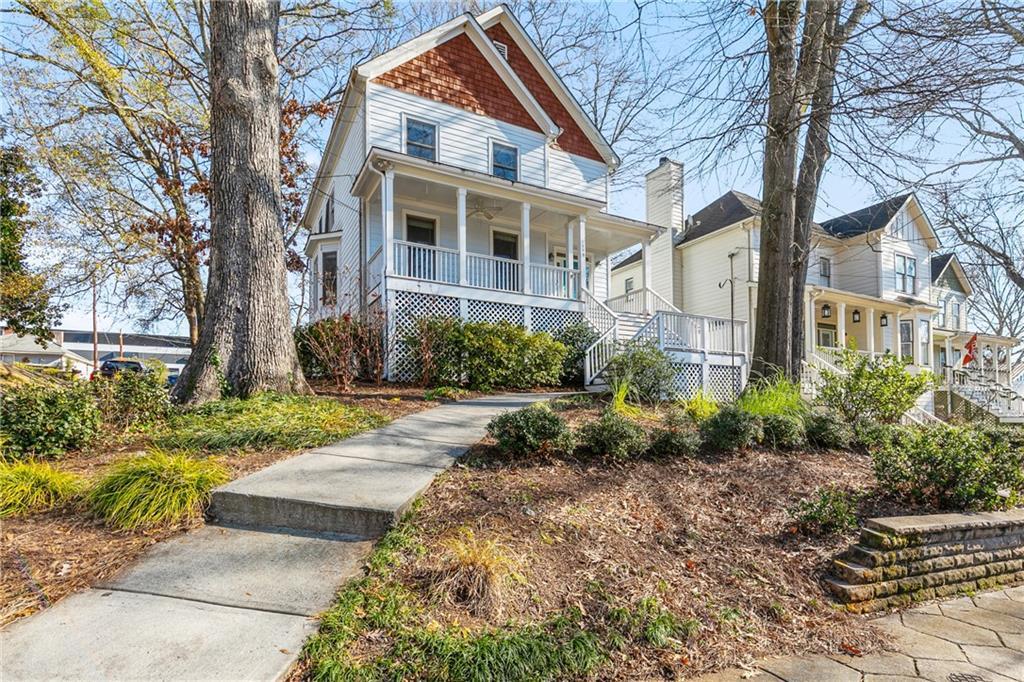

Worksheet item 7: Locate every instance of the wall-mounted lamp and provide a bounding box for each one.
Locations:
[880,313,889,327]
[852,309,861,323]
[821,303,832,319]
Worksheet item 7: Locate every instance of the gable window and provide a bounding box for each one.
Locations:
[818,256,832,287]
[895,254,916,294]
[405,118,437,161]
[624,277,635,293]
[320,251,337,306]
[491,142,518,181]
[951,300,961,329]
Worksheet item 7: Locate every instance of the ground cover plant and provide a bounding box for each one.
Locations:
[296,397,909,680]
[0,461,83,517]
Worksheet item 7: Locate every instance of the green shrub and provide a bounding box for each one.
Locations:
[680,390,718,424]
[0,382,101,458]
[406,318,567,390]
[873,426,1024,510]
[92,370,170,431]
[853,419,901,451]
[604,342,675,404]
[486,405,575,457]
[818,349,934,423]
[647,407,701,458]
[607,596,699,648]
[737,376,807,418]
[700,405,763,452]
[760,413,806,449]
[552,322,600,386]
[0,461,83,517]
[789,486,860,535]
[88,450,230,529]
[578,409,648,460]
[151,392,386,452]
[805,411,853,450]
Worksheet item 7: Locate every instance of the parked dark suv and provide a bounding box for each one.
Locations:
[91,358,145,380]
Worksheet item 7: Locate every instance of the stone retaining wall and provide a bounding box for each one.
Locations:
[826,509,1024,613]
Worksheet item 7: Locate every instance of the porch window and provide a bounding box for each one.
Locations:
[818,257,832,287]
[405,215,436,245]
[895,254,916,294]
[816,323,837,348]
[320,251,337,306]
[492,230,519,291]
[899,319,913,360]
[624,277,635,293]
[491,142,518,181]
[405,118,437,161]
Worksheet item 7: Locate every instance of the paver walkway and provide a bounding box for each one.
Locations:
[699,586,1024,682]
[0,393,557,681]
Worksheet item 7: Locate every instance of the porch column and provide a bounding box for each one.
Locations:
[641,240,651,313]
[1006,344,1013,385]
[837,302,847,349]
[604,250,611,300]
[578,215,587,295]
[382,167,395,275]
[926,317,934,371]
[894,313,902,362]
[521,202,532,294]
[805,294,814,359]
[945,337,953,383]
[866,308,876,357]
[566,221,574,296]
[457,188,467,286]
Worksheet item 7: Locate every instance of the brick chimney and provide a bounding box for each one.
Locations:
[645,158,684,307]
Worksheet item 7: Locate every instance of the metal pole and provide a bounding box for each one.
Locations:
[719,250,738,396]
[91,272,99,371]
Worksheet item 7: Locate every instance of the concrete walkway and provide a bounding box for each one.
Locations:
[700,586,1024,682]
[0,393,555,681]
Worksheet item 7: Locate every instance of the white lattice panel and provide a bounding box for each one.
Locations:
[531,307,584,334]
[708,365,742,401]
[670,363,703,399]
[467,299,524,327]
[390,290,460,382]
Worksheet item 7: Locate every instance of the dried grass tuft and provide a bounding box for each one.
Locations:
[429,527,513,617]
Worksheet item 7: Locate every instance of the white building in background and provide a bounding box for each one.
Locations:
[55,329,192,373]
[0,330,92,376]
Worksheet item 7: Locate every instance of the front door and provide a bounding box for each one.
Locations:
[816,324,837,348]
[492,230,519,291]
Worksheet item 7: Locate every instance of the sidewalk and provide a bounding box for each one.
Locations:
[1,393,557,681]
[699,587,1024,681]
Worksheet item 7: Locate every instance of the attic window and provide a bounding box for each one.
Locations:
[492,40,508,60]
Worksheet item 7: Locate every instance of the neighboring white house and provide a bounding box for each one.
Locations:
[0,331,92,377]
[55,330,192,373]
[302,7,748,396]
[614,190,1023,422]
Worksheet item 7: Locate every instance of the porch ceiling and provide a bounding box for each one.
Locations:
[808,285,938,312]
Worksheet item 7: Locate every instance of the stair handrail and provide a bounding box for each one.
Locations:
[583,325,618,386]
[605,287,679,315]
[646,288,681,314]
[581,287,617,335]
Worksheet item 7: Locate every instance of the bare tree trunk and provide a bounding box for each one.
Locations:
[173,0,308,404]
[752,0,803,380]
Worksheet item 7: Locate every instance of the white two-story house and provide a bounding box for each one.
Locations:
[302,7,748,392]
[613,190,1022,421]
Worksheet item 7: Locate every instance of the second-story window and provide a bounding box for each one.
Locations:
[895,254,916,294]
[491,142,518,181]
[405,118,437,161]
[818,256,832,287]
[951,300,961,329]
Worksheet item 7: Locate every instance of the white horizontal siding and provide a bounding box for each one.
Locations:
[546,146,606,202]
[880,205,932,302]
[610,260,641,298]
[832,240,879,297]
[367,83,547,186]
[680,227,749,321]
[335,104,365,310]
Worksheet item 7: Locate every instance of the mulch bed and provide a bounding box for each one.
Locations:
[380,403,929,678]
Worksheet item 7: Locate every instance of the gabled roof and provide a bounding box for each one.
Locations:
[677,190,762,245]
[0,334,90,364]
[611,248,642,272]
[930,253,974,296]
[354,12,558,138]
[819,194,913,238]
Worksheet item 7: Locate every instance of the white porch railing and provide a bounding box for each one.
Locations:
[466,253,523,293]
[582,288,618,386]
[606,288,679,315]
[393,241,458,284]
[529,263,579,299]
[656,312,748,355]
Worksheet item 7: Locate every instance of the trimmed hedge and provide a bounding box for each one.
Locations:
[0,382,101,458]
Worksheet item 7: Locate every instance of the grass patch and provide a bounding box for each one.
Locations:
[0,461,83,517]
[151,392,387,452]
[736,375,807,418]
[88,450,230,530]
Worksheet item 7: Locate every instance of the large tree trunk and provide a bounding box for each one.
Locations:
[173,0,308,404]
[751,1,803,380]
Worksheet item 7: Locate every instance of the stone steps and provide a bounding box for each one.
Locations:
[827,510,1024,613]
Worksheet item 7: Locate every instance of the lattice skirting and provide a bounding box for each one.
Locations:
[386,293,584,381]
[669,362,744,401]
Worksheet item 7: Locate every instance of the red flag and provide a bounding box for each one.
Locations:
[962,333,978,367]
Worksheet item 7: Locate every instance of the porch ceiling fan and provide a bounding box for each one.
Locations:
[467,199,504,220]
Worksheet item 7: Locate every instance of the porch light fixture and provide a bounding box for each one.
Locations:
[880,313,889,327]
[852,309,861,323]
[821,303,832,319]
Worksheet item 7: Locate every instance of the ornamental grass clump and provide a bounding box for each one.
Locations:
[0,461,83,517]
[88,450,229,529]
[736,375,807,419]
[430,527,513,617]
[681,390,718,424]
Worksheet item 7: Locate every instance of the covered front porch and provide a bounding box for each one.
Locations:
[354,148,659,308]
[804,287,938,371]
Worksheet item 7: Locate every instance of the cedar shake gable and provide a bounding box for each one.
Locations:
[485,24,603,162]
[374,33,542,134]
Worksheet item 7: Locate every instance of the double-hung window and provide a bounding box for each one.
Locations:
[895,254,916,294]
[624,277,635,293]
[818,256,832,287]
[405,118,437,161]
[320,251,338,306]
[491,142,518,181]
[951,300,961,329]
